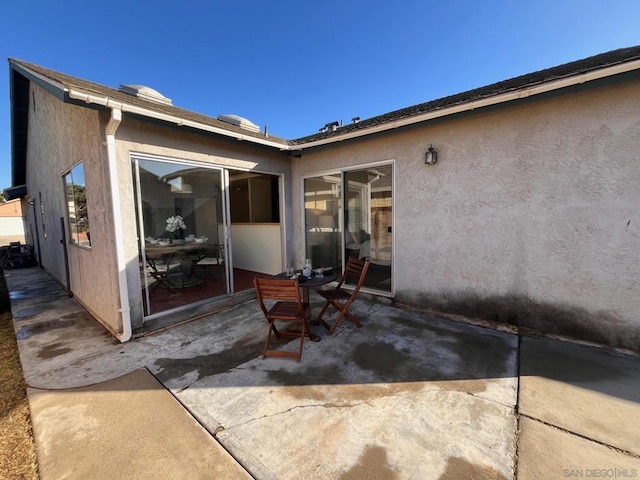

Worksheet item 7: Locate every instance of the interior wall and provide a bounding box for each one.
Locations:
[231,224,282,275]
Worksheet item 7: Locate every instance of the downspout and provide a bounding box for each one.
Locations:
[105,108,131,342]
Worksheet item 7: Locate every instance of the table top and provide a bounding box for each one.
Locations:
[274,270,338,288]
[146,243,221,255]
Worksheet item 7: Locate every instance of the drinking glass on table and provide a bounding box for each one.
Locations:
[302,259,312,277]
[286,267,295,278]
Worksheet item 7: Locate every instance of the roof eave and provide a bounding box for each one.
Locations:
[291,58,640,151]
[65,88,290,150]
[9,59,66,101]
[9,59,290,151]
[9,52,640,156]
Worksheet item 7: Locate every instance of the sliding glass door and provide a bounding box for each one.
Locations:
[134,159,228,317]
[304,175,342,271]
[304,163,393,293]
[344,165,393,292]
[133,157,284,319]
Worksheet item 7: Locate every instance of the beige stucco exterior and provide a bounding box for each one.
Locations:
[292,77,640,350]
[23,85,294,335]
[12,59,640,350]
[24,83,121,335]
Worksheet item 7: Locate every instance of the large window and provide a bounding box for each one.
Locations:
[64,163,91,247]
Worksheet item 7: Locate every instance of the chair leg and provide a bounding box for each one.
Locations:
[152,274,176,293]
[326,306,347,335]
[343,304,364,328]
[271,324,281,338]
[263,321,306,362]
[325,302,364,335]
[263,323,275,359]
[296,320,306,362]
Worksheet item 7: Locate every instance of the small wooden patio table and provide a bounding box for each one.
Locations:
[273,270,339,341]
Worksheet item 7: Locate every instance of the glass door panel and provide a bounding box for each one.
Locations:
[344,165,392,292]
[134,159,228,317]
[304,176,342,273]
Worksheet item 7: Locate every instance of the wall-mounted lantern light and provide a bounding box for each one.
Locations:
[425,144,438,165]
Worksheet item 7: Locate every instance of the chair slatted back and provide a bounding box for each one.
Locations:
[337,257,369,292]
[315,256,370,335]
[254,278,305,317]
[254,277,310,362]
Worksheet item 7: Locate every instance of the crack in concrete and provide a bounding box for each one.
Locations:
[227,399,382,430]
[463,390,515,410]
[226,387,511,431]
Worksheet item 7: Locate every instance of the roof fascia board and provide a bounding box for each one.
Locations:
[8,61,288,151]
[66,88,289,150]
[293,58,640,150]
[9,61,66,102]
[10,56,640,154]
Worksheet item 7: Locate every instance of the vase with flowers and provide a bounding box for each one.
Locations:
[165,215,187,244]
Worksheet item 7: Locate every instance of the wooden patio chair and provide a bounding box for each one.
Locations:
[315,257,370,335]
[254,278,312,362]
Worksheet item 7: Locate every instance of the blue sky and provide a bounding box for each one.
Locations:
[2,0,640,192]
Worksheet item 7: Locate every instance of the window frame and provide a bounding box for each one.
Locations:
[63,162,92,248]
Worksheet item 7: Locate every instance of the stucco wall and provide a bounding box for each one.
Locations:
[114,119,293,326]
[292,78,640,351]
[25,84,121,334]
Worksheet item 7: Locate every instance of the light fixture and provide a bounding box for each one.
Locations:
[425,144,438,165]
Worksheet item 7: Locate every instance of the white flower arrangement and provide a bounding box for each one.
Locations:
[165,215,187,238]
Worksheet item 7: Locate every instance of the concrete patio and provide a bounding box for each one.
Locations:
[6,266,640,479]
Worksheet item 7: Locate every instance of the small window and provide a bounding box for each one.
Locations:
[64,163,91,247]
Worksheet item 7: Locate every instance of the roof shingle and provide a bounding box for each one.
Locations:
[290,45,640,145]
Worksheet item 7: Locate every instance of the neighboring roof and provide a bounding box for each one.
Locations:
[2,185,27,201]
[290,45,640,146]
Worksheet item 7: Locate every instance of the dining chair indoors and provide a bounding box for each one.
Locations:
[195,244,224,279]
[254,278,312,362]
[315,257,370,335]
[145,253,184,292]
